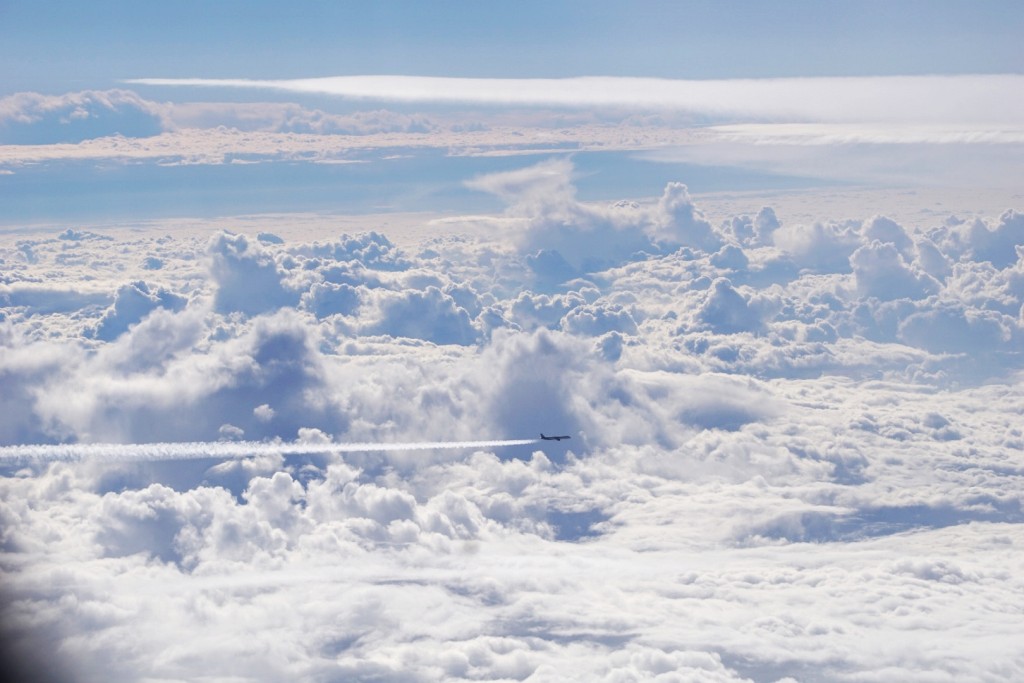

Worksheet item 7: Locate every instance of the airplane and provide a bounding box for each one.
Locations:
[540,433,570,441]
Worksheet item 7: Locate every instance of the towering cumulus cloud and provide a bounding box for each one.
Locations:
[1,161,1023,682]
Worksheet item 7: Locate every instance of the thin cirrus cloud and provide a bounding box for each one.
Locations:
[641,135,1024,188]
[125,74,1024,125]
[707,122,1024,145]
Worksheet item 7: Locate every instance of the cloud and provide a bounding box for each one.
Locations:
[364,286,478,345]
[772,220,861,273]
[127,74,1024,125]
[2,162,1024,682]
[862,215,914,258]
[0,90,165,144]
[87,280,188,341]
[3,77,1021,202]
[508,290,586,329]
[467,160,730,280]
[561,302,638,337]
[0,284,111,315]
[850,241,940,301]
[466,157,577,214]
[963,210,1024,269]
[164,102,436,135]
[0,89,439,146]
[477,328,598,449]
[300,281,361,318]
[643,138,1024,189]
[294,231,411,271]
[0,331,79,445]
[208,231,298,315]
[0,118,703,168]
[14,308,347,447]
[898,303,1015,354]
[698,278,764,334]
[468,158,664,274]
[708,122,1024,145]
[655,182,722,251]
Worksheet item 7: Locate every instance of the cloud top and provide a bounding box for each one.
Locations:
[2,164,1024,681]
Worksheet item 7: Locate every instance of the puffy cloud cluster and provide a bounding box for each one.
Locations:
[1,166,1023,681]
[0,90,166,144]
[87,281,187,341]
[850,240,940,301]
[467,158,721,276]
[166,102,437,136]
[0,89,440,145]
[208,231,299,315]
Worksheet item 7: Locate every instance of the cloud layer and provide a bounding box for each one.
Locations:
[2,161,1023,681]
[128,74,1024,125]
[4,77,1022,204]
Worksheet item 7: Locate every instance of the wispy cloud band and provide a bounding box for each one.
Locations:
[126,74,1024,125]
[708,123,1024,145]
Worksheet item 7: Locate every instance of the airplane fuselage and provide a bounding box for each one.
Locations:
[540,433,570,441]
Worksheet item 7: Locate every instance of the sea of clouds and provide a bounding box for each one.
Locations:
[1,158,1023,681]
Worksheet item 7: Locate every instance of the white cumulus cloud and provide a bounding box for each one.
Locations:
[1,163,1023,682]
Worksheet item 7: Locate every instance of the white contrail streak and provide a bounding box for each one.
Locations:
[0,439,541,465]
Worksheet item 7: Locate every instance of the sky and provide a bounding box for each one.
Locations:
[2,2,1024,682]
[2,1,1023,224]
[3,0,1023,89]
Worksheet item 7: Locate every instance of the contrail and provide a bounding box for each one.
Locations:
[0,439,540,465]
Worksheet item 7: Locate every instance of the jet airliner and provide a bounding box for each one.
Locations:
[540,433,570,441]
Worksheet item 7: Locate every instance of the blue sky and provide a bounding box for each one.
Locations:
[3,0,1022,94]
